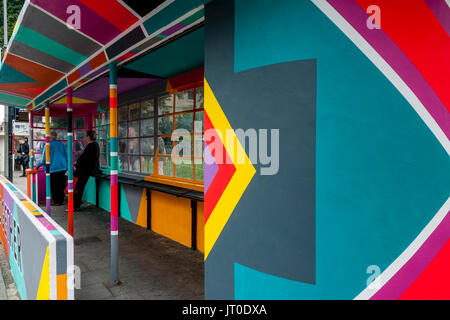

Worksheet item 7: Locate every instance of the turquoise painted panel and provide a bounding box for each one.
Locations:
[0,92,30,106]
[228,0,450,299]
[98,179,111,212]
[120,185,133,223]
[0,64,36,84]
[35,78,68,107]
[82,177,97,205]
[126,27,204,78]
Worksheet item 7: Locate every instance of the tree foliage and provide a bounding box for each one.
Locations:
[0,0,25,46]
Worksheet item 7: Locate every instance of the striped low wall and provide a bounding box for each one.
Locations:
[0,176,74,300]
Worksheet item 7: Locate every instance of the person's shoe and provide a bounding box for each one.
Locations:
[20,174,26,177]
[65,208,80,212]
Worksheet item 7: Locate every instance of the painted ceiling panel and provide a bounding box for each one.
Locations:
[121,0,167,17]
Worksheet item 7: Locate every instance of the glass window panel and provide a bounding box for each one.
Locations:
[119,140,128,154]
[194,135,204,158]
[119,155,128,171]
[195,161,204,181]
[141,99,154,118]
[98,127,107,140]
[50,117,67,129]
[158,116,173,135]
[129,103,140,121]
[33,129,46,141]
[157,157,173,177]
[195,111,203,134]
[53,129,67,141]
[173,135,193,158]
[74,153,82,163]
[100,153,107,167]
[141,138,154,155]
[128,139,139,154]
[157,137,172,156]
[74,118,85,128]
[175,113,193,132]
[129,155,140,172]
[33,141,45,153]
[74,129,85,140]
[119,122,128,138]
[128,121,139,138]
[196,87,204,109]
[74,141,85,153]
[99,140,107,154]
[175,90,194,112]
[141,118,154,136]
[158,95,173,115]
[33,116,45,127]
[175,162,194,179]
[141,156,154,175]
[118,106,128,121]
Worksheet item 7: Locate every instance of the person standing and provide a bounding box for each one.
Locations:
[17,138,30,177]
[73,130,100,211]
[37,132,67,206]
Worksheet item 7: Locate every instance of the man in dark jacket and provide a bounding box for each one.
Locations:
[17,138,30,177]
[73,130,100,210]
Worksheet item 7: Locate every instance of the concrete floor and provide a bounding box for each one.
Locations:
[11,172,205,300]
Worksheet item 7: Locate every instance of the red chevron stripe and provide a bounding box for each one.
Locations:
[355,0,450,111]
[204,111,236,223]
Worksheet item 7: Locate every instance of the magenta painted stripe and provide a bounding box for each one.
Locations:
[38,217,57,230]
[425,0,450,36]
[31,0,121,45]
[161,23,187,36]
[111,216,118,231]
[327,0,450,140]
[371,212,450,300]
[111,174,118,186]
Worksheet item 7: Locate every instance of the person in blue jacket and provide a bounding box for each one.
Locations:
[37,131,67,206]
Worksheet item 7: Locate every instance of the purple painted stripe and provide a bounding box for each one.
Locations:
[204,142,218,193]
[46,199,51,214]
[371,212,450,299]
[68,182,73,190]
[78,62,92,78]
[160,23,186,36]
[425,0,450,36]
[111,174,118,186]
[111,216,118,231]
[31,0,121,45]
[327,0,450,140]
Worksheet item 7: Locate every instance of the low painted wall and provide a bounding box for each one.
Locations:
[0,176,74,300]
[82,177,204,252]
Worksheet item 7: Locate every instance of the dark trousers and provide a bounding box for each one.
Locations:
[74,175,90,209]
[50,171,66,205]
[21,161,29,175]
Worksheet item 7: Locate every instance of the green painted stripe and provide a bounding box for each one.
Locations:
[180,8,204,25]
[0,92,31,106]
[15,26,87,66]
[35,78,68,106]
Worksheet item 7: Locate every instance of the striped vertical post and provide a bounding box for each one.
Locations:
[45,101,51,215]
[29,110,37,202]
[67,88,74,236]
[109,62,119,284]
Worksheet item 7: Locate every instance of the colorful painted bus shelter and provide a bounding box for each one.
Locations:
[0,0,449,300]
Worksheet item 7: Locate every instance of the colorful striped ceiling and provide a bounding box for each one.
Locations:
[0,0,208,108]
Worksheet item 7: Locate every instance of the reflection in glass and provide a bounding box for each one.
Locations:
[158,95,173,115]
[196,87,204,109]
[74,129,85,140]
[175,113,193,132]
[141,156,154,174]
[158,157,173,177]
[74,118,85,128]
[119,140,127,154]
[118,122,127,138]
[118,106,128,120]
[50,117,67,129]
[129,103,140,121]
[128,139,139,154]
[175,90,194,112]
[119,154,128,171]
[176,162,194,179]
[141,119,154,136]
[142,100,154,118]
[74,141,85,153]
[195,162,204,181]
[33,129,46,141]
[195,111,203,133]
[157,137,172,156]
[33,116,45,127]
[158,116,172,135]
[129,156,140,172]
[141,138,154,155]
[128,121,139,138]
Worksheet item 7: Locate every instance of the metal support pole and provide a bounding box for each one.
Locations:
[7,106,13,182]
[45,102,51,215]
[67,88,74,236]
[109,62,119,284]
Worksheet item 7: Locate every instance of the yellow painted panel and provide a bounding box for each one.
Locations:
[197,202,204,253]
[57,274,67,300]
[36,246,50,300]
[151,191,191,248]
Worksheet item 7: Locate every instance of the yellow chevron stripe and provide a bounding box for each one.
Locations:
[204,79,256,259]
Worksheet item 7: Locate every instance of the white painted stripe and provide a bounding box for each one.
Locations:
[111,152,118,156]
[110,84,118,89]
[49,239,57,300]
[111,231,118,236]
[67,132,73,136]
[67,108,72,112]
[46,197,51,200]
[311,0,449,156]
[68,189,73,193]
[111,170,119,175]
[68,180,73,184]
[355,197,449,299]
